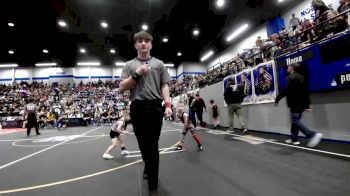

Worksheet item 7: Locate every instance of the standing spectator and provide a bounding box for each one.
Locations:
[275,63,323,147]
[224,77,248,134]
[337,0,350,14]
[312,0,330,23]
[192,92,206,127]
[119,31,172,193]
[289,13,301,30]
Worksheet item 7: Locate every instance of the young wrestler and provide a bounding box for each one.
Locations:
[175,100,203,151]
[102,115,130,159]
[210,100,220,129]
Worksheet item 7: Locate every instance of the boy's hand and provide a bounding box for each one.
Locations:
[165,107,172,117]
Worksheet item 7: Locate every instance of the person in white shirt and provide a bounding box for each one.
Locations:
[289,13,301,30]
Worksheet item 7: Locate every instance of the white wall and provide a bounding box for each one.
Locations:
[90,66,113,82]
[198,80,350,142]
[0,68,14,84]
[182,62,207,73]
[177,64,184,81]
[114,67,123,80]
[167,67,177,79]
[14,68,31,81]
[32,67,49,83]
[90,67,112,77]
[75,67,90,78]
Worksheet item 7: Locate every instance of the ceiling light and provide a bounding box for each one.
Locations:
[110,49,116,54]
[0,64,18,68]
[77,62,100,66]
[8,50,14,55]
[101,21,108,28]
[35,62,57,67]
[162,38,169,43]
[193,29,200,36]
[8,22,14,27]
[177,52,182,56]
[142,24,148,31]
[278,0,284,2]
[115,62,126,66]
[80,48,86,54]
[43,49,49,54]
[200,50,214,62]
[216,0,225,7]
[164,64,174,67]
[226,24,249,42]
[58,20,67,27]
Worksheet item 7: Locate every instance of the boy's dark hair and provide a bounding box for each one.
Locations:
[210,100,214,104]
[227,77,235,84]
[134,31,153,42]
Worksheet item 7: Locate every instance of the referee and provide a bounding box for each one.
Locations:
[120,31,172,193]
[25,98,40,136]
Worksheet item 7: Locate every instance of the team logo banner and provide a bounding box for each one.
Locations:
[223,61,278,105]
[235,69,253,105]
[252,62,277,104]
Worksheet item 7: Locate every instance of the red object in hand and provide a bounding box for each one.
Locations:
[165,101,171,108]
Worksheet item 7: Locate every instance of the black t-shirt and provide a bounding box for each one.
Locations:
[224,84,245,104]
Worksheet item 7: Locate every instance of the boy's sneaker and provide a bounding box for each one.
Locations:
[307,133,323,148]
[175,145,183,151]
[143,171,148,179]
[102,153,114,159]
[226,129,234,133]
[285,139,300,145]
[121,150,130,155]
[243,129,248,134]
[197,145,203,151]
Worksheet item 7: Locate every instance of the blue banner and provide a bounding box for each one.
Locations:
[236,70,253,105]
[252,62,277,103]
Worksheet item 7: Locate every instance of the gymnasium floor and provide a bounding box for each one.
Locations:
[0,122,349,196]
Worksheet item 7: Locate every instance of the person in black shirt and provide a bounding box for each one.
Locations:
[191,93,206,127]
[24,99,40,136]
[224,77,247,134]
[275,63,323,147]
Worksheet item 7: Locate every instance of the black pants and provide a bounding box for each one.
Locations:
[82,118,91,126]
[196,111,204,125]
[130,100,164,191]
[27,114,39,135]
[189,109,197,128]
